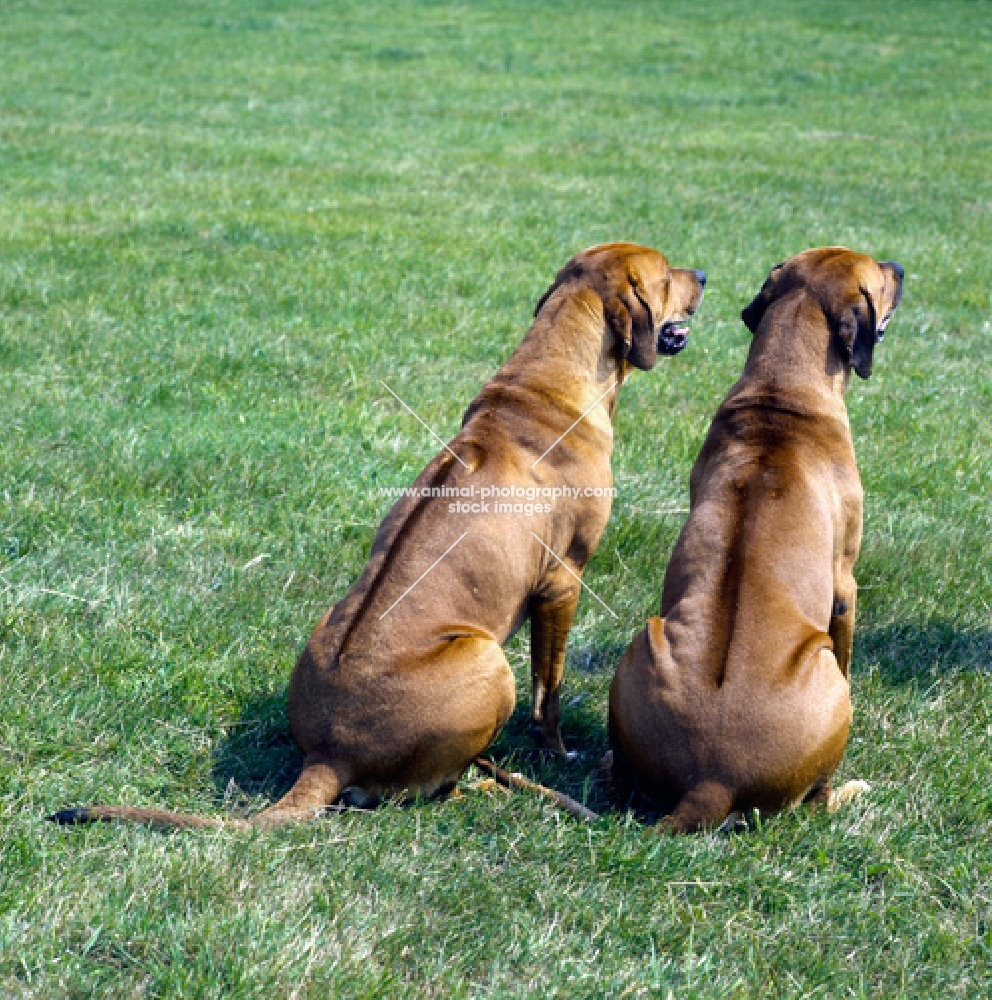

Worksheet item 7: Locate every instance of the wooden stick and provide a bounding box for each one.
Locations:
[473,757,599,823]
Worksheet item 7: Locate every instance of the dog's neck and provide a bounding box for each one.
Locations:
[740,292,851,409]
[492,286,626,422]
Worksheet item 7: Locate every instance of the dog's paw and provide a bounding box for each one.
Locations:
[826,779,870,812]
[527,722,568,756]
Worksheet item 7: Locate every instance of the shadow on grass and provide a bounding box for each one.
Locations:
[211,691,301,806]
[483,669,617,813]
[485,695,677,820]
[857,620,992,685]
[566,637,629,675]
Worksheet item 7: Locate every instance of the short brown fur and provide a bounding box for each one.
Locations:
[608,247,903,833]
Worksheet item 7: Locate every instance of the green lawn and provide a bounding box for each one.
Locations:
[2,1,990,996]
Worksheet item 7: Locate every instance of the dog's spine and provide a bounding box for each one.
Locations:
[314,445,473,665]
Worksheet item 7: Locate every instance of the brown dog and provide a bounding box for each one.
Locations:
[52,243,706,830]
[607,248,903,833]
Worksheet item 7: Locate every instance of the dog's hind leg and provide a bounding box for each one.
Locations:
[804,775,870,815]
[656,781,735,835]
[250,758,352,829]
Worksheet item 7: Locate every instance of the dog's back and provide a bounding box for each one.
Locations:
[660,390,851,689]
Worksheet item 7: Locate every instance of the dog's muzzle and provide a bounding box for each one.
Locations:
[658,320,690,355]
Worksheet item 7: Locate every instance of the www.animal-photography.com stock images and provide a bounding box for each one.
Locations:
[2,2,990,998]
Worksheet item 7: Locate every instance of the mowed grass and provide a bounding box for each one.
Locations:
[1,0,991,995]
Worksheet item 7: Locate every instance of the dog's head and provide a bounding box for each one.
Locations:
[741,247,904,379]
[535,242,707,371]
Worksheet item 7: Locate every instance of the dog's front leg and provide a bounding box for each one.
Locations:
[830,500,862,678]
[528,589,581,754]
[829,580,857,678]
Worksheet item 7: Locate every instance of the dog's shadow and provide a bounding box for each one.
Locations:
[856,620,991,685]
[211,691,302,808]
[481,636,626,814]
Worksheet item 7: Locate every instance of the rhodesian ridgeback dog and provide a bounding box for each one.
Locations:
[607,248,903,833]
[52,242,706,830]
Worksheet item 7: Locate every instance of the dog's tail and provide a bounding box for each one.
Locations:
[474,757,598,823]
[48,804,243,831]
[48,759,351,832]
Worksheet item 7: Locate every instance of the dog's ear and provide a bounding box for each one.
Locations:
[829,259,904,380]
[741,263,784,334]
[604,294,632,354]
[607,270,662,371]
[534,260,583,318]
[533,284,555,318]
[834,299,872,380]
[830,289,880,380]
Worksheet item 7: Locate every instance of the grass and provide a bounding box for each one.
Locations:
[1,0,990,995]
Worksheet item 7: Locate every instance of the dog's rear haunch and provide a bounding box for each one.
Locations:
[50,243,705,832]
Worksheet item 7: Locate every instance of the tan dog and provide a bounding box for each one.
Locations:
[607,248,903,833]
[52,243,706,830]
